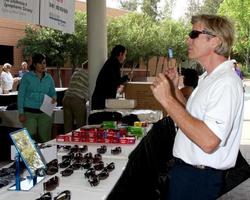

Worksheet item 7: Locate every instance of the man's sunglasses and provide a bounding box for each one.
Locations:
[189,30,216,39]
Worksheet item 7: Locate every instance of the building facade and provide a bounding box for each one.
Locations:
[0,1,129,76]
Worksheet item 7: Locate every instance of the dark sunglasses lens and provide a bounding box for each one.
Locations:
[60,167,74,177]
[36,192,52,200]
[54,190,71,200]
[43,176,59,191]
[189,30,200,39]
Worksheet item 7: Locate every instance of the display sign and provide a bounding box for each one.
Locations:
[0,0,75,33]
[40,0,75,33]
[9,128,46,178]
[0,0,39,24]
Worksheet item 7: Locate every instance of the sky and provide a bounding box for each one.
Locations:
[106,0,188,19]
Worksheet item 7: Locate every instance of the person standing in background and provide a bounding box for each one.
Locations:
[232,60,243,80]
[1,63,14,94]
[62,62,89,133]
[19,61,29,78]
[18,53,57,143]
[91,45,131,110]
[180,68,199,100]
[151,14,244,199]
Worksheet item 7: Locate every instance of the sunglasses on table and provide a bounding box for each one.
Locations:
[43,176,59,191]
[189,30,216,39]
[36,190,71,200]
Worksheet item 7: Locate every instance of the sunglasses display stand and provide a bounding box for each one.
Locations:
[8,128,46,191]
[8,153,44,191]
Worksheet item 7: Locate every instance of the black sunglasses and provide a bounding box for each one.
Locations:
[36,190,71,200]
[189,30,216,39]
[43,176,59,191]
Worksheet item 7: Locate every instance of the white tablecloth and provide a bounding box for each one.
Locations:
[0,107,64,128]
[0,140,140,200]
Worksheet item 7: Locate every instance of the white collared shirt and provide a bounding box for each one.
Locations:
[173,60,244,170]
[1,71,14,91]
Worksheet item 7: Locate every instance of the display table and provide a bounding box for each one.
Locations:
[0,139,140,200]
[0,107,64,160]
[0,88,67,106]
[0,107,63,128]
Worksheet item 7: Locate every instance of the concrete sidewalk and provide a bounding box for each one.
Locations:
[219,79,250,200]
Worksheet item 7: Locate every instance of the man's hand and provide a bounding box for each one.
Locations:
[117,84,125,94]
[19,114,27,123]
[51,98,57,104]
[164,67,180,88]
[150,73,173,108]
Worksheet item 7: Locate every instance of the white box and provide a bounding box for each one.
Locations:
[105,99,136,109]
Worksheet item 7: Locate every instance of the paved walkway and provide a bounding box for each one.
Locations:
[219,79,250,200]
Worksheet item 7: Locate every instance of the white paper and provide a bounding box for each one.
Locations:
[40,94,57,116]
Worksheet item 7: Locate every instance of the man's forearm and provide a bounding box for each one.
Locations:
[163,96,220,153]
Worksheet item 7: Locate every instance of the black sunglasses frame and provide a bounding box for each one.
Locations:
[189,30,216,39]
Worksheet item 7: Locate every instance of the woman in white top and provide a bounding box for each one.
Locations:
[1,63,14,94]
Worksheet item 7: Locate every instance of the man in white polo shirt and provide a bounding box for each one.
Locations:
[151,14,244,199]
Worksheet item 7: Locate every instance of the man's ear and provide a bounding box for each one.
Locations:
[211,37,222,49]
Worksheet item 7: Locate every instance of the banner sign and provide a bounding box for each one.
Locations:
[0,0,75,33]
[40,0,75,33]
[0,0,39,24]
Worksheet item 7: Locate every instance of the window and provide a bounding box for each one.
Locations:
[0,45,13,65]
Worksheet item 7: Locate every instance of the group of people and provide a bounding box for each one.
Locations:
[5,13,244,199]
[0,61,28,94]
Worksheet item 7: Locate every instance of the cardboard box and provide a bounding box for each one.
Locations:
[125,82,164,110]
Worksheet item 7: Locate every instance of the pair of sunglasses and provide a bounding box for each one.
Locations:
[36,190,71,200]
[46,159,58,175]
[111,147,122,155]
[97,145,107,154]
[60,166,74,177]
[43,176,59,191]
[189,30,216,39]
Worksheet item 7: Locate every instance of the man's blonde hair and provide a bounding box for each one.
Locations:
[191,14,234,58]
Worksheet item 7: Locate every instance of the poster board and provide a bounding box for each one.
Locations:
[9,128,46,178]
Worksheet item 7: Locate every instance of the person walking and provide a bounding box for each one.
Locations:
[151,14,244,200]
[18,53,57,143]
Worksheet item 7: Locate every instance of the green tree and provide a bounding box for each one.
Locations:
[162,0,177,19]
[141,0,161,20]
[108,13,159,68]
[17,11,87,68]
[219,0,250,71]
[119,0,139,11]
[107,13,189,70]
[185,0,203,21]
[200,0,224,14]
[158,19,189,63]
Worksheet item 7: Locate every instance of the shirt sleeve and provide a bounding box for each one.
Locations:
[17,76,28,114]
[204,83,239,146]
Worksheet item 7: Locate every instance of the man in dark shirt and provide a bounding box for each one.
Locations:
[91,45,129,110]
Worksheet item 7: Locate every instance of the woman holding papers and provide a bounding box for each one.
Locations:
[18,53,57,143]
